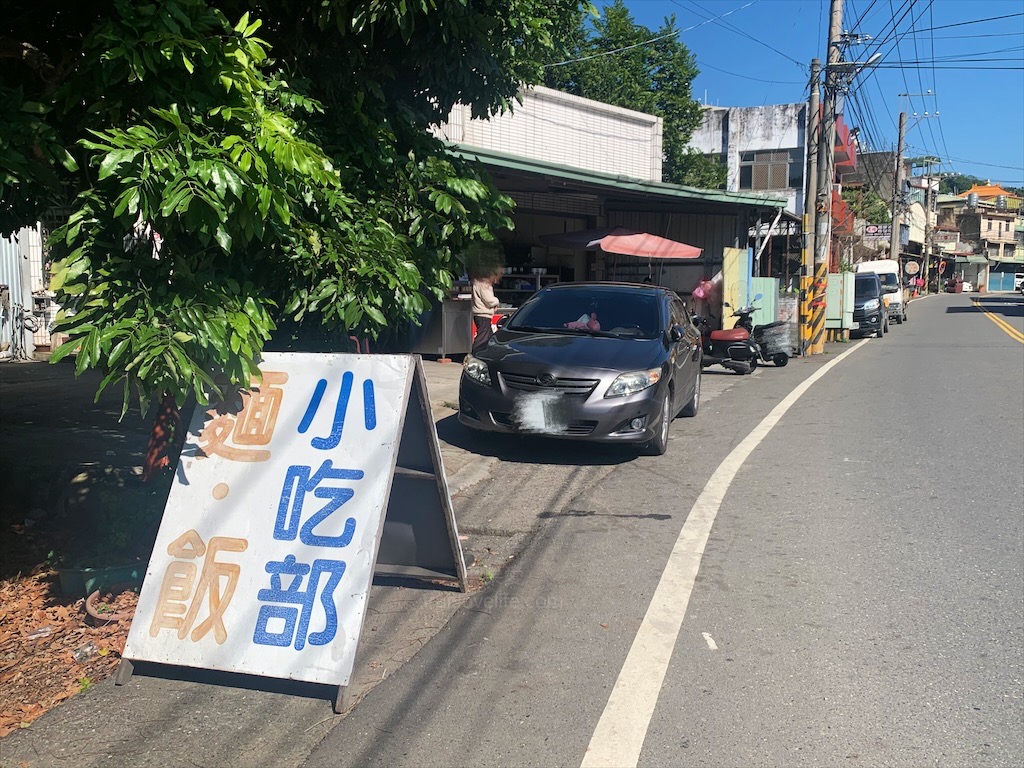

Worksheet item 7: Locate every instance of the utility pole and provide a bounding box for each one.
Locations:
[801,58,821,355]
[889,111,907,271]
[809,0,843,355]
[923,160,933,292]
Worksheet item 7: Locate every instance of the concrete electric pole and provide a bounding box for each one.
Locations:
[801,58,821,355]
[809,0,844,355]
[889,111,907,269]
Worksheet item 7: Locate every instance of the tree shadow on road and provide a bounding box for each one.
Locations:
[945,295,1023,320]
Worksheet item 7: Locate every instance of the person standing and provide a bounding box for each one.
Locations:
[471,267,501,352]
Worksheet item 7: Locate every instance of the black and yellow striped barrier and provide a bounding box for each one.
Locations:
[808,262,828,354]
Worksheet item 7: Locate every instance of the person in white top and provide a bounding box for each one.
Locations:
[471,268,502,352]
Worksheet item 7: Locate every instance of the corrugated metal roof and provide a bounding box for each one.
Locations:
[448,145,787,209]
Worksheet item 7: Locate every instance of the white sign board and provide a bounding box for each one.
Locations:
[124,353,425,687]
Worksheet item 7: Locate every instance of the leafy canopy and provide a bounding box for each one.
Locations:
[842,187,891,224]
[543,0,723,188]
[1,0,583,414]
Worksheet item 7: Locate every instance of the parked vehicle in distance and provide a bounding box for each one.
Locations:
[458,282,702,455]
[1014,273,1024,291]
[856,259,907,324]
[852,272,887,338]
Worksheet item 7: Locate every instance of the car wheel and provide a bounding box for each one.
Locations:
[895,313,903,324]
[644,389,672,455]
[773,353,789,367]
[680,371,700,417]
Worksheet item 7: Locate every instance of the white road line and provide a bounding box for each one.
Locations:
[580,340,870,768]
[701,632,718,651]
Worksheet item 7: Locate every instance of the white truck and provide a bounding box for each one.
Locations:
[856,259,907,324]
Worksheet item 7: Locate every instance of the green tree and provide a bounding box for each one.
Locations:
[544,0,718,187]
[1,0,582,435]
[842,186,891,224]
[938,173,985,196]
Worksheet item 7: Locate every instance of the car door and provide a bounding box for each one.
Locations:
[668,296,698,406]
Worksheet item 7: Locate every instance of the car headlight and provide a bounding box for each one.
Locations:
[605,368,661,398]
[462,354,491,386]
[863,298,880,311]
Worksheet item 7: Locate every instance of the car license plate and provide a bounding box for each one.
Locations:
[511,390,571,434]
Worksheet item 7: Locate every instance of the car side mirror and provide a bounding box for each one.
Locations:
[496,313,511,328]
[669,326,685,343]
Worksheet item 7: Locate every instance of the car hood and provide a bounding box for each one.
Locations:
[479,329,666,372]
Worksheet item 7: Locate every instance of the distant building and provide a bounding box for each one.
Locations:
[687,102,858,275]
[936,187,1021,264]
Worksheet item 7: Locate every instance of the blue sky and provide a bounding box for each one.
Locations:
[619,0,1024,186]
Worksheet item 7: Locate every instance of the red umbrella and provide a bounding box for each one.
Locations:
[540,226,702,259]
[598,231,702,259]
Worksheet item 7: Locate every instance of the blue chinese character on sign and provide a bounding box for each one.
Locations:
[275,460,364,547]
[297,372,377,449]
[253,555,346,650]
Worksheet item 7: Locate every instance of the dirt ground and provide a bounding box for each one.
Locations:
[0,468,167,739]
[0,568,137,738]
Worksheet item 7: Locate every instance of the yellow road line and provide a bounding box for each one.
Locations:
[972,300,1024,343]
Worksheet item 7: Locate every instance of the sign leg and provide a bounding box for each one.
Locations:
[333,685,354,714]
[115,659,135,686]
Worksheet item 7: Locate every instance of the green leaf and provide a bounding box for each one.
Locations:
[215,226,232,253]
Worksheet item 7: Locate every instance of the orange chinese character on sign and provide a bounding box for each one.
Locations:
[149,529,248,644]
[197,371,288,462]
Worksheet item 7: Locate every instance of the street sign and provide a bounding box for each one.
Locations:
[119,353,466,710]
[905,262,920,275]
[863,223,892,241]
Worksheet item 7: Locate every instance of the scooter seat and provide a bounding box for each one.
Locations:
[710,328,750,342]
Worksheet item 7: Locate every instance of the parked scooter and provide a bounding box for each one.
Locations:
[692,303,760,375]
[732,297,791,367]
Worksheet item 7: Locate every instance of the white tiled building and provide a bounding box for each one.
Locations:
[434,86,664,183]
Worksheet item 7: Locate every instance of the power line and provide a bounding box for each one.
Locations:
[544,0,763,68]
[696,60,803,84]
[928,0,955,180]
[905,148,1024,171]
[874,64,1024,69]
[913,11,1024,33]
[671,0,806,69]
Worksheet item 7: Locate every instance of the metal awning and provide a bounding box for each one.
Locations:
[448,145,787,210]
[954,254,989,264]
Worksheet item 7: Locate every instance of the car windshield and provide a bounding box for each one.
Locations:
[507,285,662,339]
[878,273,899,289]
[855,277,878,299]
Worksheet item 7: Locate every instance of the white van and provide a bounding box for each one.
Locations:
[856,259,906,324]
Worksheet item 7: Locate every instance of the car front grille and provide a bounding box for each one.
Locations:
[500,372,599,397]
[491,412,597,435]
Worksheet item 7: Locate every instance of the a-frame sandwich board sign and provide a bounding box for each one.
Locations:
[117,353,467,712]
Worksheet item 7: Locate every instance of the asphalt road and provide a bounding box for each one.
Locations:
[304,293,1024,768]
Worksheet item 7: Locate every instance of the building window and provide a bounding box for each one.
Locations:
[738,149,803,191]
[988,220,993,231]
